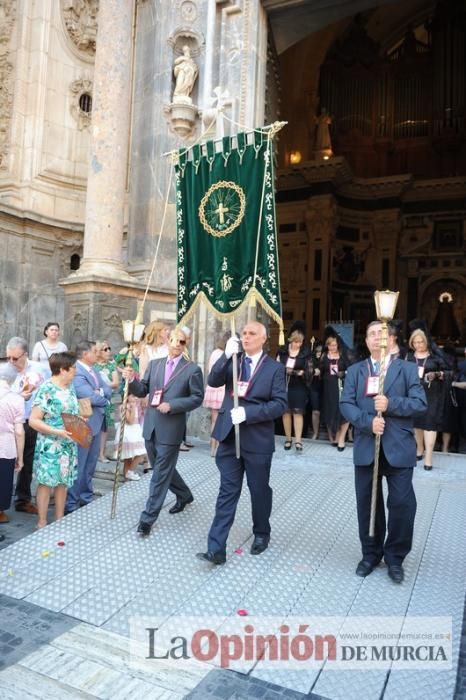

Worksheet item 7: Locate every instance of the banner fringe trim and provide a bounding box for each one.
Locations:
[178,287,284,336]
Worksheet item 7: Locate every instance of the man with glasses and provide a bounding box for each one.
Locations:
[65,341,112,514]
[122,328,204,536]
[6,337,48,514]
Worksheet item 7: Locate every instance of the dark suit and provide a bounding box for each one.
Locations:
[340,358,427,566]
[129,356,204,527]
[206,352,287,556]
[66,362,112,512]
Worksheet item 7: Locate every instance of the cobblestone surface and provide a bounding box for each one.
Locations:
[455,594,466,700]
[0,594,77,672]
[185,668,328,699]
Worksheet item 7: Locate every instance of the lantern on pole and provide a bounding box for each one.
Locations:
[369,290,399,537]
[111,308,145,518]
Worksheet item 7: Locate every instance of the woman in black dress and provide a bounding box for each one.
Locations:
[407,328,450,470]
[309,343,323,439]
[319,335,350,450]
[276,331,312,452]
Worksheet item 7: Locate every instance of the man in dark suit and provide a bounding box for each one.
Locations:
[123,328,204,536]
[66,341,112,513]
[340,321,427,584]
[197,321,287,565]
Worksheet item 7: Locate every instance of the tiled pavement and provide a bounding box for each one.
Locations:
[0,440,465,699]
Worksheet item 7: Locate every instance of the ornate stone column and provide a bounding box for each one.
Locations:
[61,0,175,348]
[77,0,134,277]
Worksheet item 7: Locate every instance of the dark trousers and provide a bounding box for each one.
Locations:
[140,438,192,526]
[0,458,16,511]
[355,451,416,567]
[65,431,101,512]
[207,440,273,555]
[15,420,37,505]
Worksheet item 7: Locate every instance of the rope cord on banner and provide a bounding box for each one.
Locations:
[140,160,174,307]
[140,112,219,305]
[251,131,272,305]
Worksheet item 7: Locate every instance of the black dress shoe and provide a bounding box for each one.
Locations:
[355,560,376,577]
[387,564,404,583]
[196,551,226,565]
[169,495,194,514]
[250,535,270,555]
[137,522,151,537]
[424,464,433,471]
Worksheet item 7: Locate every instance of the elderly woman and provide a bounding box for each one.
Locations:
[31,322,68,367]
[276,330,313,451]
[95,341,119,462]
[407,328,450,471]
[0,363,25,527]
[29,352,79,528]
[138,321,171,377]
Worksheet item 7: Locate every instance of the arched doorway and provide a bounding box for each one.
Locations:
[266,0,466,346]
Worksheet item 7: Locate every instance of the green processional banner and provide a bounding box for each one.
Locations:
[174,129,283,334]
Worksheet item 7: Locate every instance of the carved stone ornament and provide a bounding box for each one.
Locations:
[0,0,17,170]
[70,78,93,129]
[104,313,123,329]
[179,0,198,23]
[61,0,99,58]
[164,101,198,140]
[73,310,88,329]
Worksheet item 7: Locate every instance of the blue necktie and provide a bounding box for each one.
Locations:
[241,357,252,381]
[373,361,380,375]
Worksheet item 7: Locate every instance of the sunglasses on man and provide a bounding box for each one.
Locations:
[7,351,26,362]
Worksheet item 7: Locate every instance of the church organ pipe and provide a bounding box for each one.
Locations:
[432,0,466,135]
[318,2,465,176]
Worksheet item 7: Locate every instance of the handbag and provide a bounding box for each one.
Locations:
[78,397,93,418]
[62,413,93,449]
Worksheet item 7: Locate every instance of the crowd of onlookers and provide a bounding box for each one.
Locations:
[276,320,466,467]
[0,317,465,539]
[0,321,190,535]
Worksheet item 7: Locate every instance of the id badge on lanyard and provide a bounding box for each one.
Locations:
[365,375,379,396]
[418,365,425,379]
[286,357,296,369]
[330,362,338,376]
[236,381,250,398]
[151,389,163,407]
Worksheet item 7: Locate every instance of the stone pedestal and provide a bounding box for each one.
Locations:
[60,275,175,350]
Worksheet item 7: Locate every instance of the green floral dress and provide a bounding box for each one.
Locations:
[95,360,117,428]
[33,381,79,488]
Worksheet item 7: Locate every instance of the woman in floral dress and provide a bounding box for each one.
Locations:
[29,352,79,528]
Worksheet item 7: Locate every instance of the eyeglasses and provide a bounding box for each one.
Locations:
[103,347,111,351]
[7,351,26,362]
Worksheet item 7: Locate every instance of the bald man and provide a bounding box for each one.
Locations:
[197,322,287,564]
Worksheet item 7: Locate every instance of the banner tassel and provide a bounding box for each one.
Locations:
[278,324,285,346]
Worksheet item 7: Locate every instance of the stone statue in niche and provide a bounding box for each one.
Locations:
[314,108,333,159]
[334,246,366,283]
[173,45,198,102]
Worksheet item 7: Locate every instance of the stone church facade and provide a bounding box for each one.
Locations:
[1,0,465,361]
